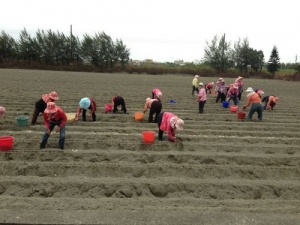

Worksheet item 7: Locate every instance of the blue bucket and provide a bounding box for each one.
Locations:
[223,101,229,108]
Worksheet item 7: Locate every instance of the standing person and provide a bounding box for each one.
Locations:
[40,102,67,150]
[192,75,199,95]
[0,106,6,118]
[242,87,263,121]
[112,96,127,114]
[215,79,227,103]
[143,97,162,123]
[262,95,279,110]
[205,82,214,94]
[31,91,59,125]
[74,97,97,122]
[197,82,207,113]
[235,76,244,101]
[157,112,184,142]
[227,83,239,105]
[152,88,162,101]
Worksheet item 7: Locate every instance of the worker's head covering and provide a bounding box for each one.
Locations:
[273,97,279,103]
[195,75,199,78]
[49,91,59,101]
[156,92,162,99]
[79,97,91,110]
[44,102,58,114]
[170,117,184,131]
[245,87,254,93]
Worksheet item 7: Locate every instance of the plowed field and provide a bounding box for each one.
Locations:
[0,69,300,225]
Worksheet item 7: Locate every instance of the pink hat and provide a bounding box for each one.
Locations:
[175,119,184,131]
[44,102,58,114]
[156,92,162,99]
[273,97,279,103]
[49,91,59,101]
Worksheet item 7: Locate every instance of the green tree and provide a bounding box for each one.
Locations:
[0,30,17,62]
[267,46,280,78]
[115,39,130,69]
[203,34,233,73]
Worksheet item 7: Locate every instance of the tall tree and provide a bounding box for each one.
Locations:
[267,46,280,78]
[203,34,233,73]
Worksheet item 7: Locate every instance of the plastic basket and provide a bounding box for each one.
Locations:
[142,131,155,144]
[230,106,238,113]
[0,136,14,151]
[16,115,29,127]
[105,104,112,113]
[222,101,229,108]
[237,111,246,120]
[134,112,144,121]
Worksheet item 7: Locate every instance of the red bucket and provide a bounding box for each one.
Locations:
[105,104,112,113]
[142,131,155,144]
[0,136,14,151]
[237,112,246,120]
[230,106,238,113]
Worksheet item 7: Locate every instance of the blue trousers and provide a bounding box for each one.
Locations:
[41,120,66,147]
[248,103,263,120]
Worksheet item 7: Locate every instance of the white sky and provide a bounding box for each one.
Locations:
[1,0,299,63]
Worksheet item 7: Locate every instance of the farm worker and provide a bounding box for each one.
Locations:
[205,82,214,94]
[112,96,127,114]
[0,106,6,118]
[192,75,199,95]
[197,82,207,113]
[235,76,244,101]
[74,97,97,121]
[227,83,239,105]
[152,88,162,101]
[255,89,265,99]
[215,79,227,103]
[262,95,279,110]
[31,91,59,125]
[157,112,184,142]
[40,102,67,150]
[242,87,263,121]
[143,97,162,123]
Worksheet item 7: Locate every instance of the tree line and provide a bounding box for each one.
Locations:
[0,29,299,78]
[0,28,130,69]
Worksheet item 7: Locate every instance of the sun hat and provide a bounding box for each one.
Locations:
[273,97,279,103]
[257,90,264,95]
[44,102,58,114]
[175,119,184,131]
[198,82,204,86]
[211,82,214,85]
[156,92,162,99]
[195,75,199,78]
[49,91,59,101]
[218,78,223,81]
[79,97,91,110]
[245,87,254,93]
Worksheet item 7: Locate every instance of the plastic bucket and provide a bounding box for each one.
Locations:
[142,131,155,144]
[230,106,238,113]
[0,136,14,151]
[211,91,216,95]
[105,104,112,113]
[134,112,144,121]
[223,101,229,108]
[16,115,29,127]
[237,112,246,120]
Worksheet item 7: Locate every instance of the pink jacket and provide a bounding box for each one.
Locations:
[197,88,207,101]
[160,112,177,142]
[43,107,67,129]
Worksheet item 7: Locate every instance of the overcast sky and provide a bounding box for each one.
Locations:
[1,0,299,63]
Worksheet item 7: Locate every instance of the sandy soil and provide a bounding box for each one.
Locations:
[0,69,300,224]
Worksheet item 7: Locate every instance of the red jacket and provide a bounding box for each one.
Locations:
[43,107,67,129]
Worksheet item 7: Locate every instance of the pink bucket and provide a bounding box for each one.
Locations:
[105,104,112,112]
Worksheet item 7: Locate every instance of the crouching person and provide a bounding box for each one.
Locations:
[157,112,184,142]
[75,97,97,122]
[40,102,67,150]
[112,96,128,114]
[143,97,162,123]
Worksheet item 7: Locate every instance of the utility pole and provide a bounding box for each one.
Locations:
[70,24,73,65]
